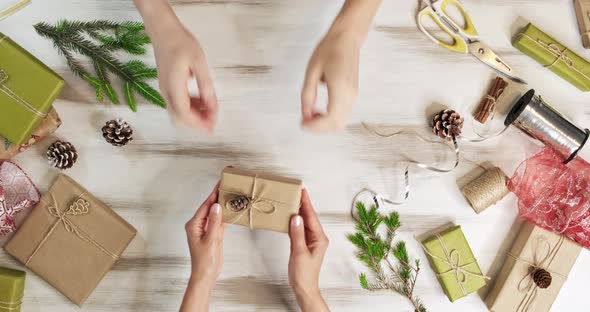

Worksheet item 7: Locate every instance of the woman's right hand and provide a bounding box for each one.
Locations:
[135,0,218,132]
[288,190,330,312]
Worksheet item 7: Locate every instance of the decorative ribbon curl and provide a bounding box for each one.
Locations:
[220,175,284,229]
[421,234,490,295]
[507,235,567,312]
[25,193,119,266]
[517,33,590,86]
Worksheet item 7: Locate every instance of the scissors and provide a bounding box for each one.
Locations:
[417,0,526,84]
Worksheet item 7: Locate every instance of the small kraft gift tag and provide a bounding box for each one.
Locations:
[575,0,590,48]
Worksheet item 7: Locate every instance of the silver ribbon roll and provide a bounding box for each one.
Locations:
[505,89,589,163]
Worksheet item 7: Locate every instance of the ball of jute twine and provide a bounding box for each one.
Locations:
[462,167,509,214]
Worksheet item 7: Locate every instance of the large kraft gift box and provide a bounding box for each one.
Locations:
[422,225,488,302]
[513,23,590,91]
[485,222,581,312]
[1,108,61,160]
[4,174,137,305]
[219,166,302,233]
[0,267,25,312]
[0,33,64,145]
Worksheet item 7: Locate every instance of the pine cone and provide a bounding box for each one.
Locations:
[47,140,78,170]
[102,118,133,147]
[432,109,464,140]
[532,268,552,289]
[228,196,250,212]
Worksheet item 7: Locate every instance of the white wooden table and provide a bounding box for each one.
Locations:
[1,0,589,311]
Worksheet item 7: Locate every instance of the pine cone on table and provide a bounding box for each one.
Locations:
[47,140,78,170]
[432,109,464,141]
[532,268,552,289]
[229,196,250,212]
[102,119,133,147]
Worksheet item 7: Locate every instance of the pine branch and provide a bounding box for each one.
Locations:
[34,19,165,111]
[348,202,427,312]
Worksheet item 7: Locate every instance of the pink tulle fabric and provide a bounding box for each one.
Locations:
[0,161,40,236]
[508,148,590,248]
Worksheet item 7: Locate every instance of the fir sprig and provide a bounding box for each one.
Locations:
[348,202,427,312]
[33,20,165,111]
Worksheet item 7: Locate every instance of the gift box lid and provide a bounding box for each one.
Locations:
[0,33,64,145]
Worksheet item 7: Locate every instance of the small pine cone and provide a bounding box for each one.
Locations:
[532,268,552,289]
[432,109,464,141]
[47,140,78,170]
[102,118,133,147]
[228,196,250,212]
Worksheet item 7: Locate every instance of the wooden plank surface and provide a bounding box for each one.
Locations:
[1,0,589,311]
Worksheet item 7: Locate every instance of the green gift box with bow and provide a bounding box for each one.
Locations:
[513,23,590,92]
[422,225,489,302]
[0,267,25,312]
[0,33,64,145]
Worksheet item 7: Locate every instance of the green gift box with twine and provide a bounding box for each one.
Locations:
[0,33,64,145]
[513,23,590,92]
[0,267,25,312]
[422,225,489,302]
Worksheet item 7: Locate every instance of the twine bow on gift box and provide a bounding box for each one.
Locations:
[0,65,47,118]
[24,193,119,265]
[517,33,590,85]
[508,235,567,312]
[220,175,285,229]
[422,234,491,296]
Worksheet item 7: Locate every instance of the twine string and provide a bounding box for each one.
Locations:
[517,33,590,84]
[462,167,508,213]
[0,297,22,311]
[0,67,47,118]
[220,175,282,229]
[421,234,490,295]
[24,192,118,266]
[507,235,567,312]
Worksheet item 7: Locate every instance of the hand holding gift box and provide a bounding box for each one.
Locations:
[485,222,581,312]
[4,174,136,305]
[421,225,489,302]
[219,166,302,233]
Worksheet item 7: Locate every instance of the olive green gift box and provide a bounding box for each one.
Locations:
[0,267,25,312]
[422,225,488,302]
[0,33,64,145]
[513,23,590,92]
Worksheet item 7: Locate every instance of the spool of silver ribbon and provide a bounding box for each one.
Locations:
[504,89,589,163]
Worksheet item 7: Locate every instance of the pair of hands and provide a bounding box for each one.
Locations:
[181,186,329,311]
[148,9,360,133]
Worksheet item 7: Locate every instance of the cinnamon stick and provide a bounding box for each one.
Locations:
[474,77,507,123]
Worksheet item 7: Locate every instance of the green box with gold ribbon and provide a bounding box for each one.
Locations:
[422,225,489,302]
[0,267,25,312]
[0,33,63,145]
[513,23,590,92]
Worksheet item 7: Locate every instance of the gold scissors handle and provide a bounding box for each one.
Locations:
[417,0,478,53]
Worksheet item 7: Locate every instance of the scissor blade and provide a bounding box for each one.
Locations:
[468,41,527,84]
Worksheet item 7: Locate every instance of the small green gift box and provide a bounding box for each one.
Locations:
[513,23,590,92]
[422,225,489,302]
[0,267,25,312]
[0,33,64,145]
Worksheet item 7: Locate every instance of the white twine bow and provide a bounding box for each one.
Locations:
[421,234,491,296]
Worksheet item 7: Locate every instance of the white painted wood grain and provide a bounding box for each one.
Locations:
[0,0,589,311]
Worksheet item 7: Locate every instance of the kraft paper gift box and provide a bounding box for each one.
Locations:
[1,108,61,160]
[0,0,30,20]
[513,23,590,91]
[0,33,64,145]
[0,267,25,312]
[4,174,137,305]
[219,166,302,233]
[485,222,581,312]
[422,225,489,302]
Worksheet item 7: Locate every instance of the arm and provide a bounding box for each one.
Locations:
[301,0,382,132]
[289,190,330,312]
[133,0,218,132]
[180,185,225,312]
